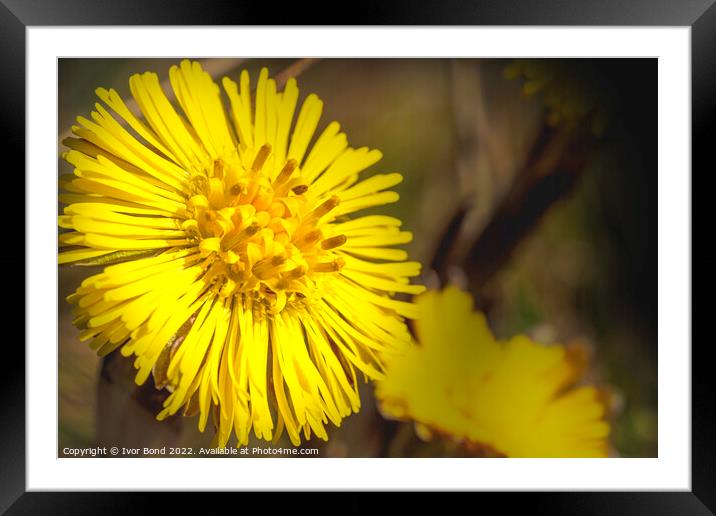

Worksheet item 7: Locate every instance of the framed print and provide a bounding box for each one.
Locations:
[3,0,706,512]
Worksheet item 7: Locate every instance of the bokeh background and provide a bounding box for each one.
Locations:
[58,58,657,457]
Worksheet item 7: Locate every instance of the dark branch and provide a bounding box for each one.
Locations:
[275,58,321,90]
[463,124,593,294]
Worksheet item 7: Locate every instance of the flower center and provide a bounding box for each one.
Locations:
[184,144,346,312]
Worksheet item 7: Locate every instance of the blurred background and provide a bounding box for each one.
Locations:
[58,58,657,457]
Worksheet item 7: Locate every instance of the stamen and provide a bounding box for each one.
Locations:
[230,182,247,196]
[191,175,208,193]
[291,184,308,195]
[321,234,347,250]
[251,144,272,173]
[252,184,273,211]
[222,222,260,250]
[252,255,286,279]
[313,258,345,273]
[181,137,360,311]
[284,266,306,280]
[273,159,298,186]
[208,178,225,207]
[182,219,200,239]
[229,263,250,283]
[302,229,323,245]
[213,159,224,179]
[244,222,262,237]
[310,195,340,219]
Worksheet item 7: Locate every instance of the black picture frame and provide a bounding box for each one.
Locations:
[2,0,706,512]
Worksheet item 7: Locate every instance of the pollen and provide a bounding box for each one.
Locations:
[187,147,347,312]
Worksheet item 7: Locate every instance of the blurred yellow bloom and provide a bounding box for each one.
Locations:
[59,60,424,446]
[504,59,609,136]
[376,287,610,457]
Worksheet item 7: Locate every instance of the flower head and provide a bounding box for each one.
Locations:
[59,60,424,446]
[376,287,610,457]
[504,59,609,136]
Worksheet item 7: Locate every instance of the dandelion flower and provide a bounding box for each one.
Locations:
[59,60,424,446]
[376,287,610,457]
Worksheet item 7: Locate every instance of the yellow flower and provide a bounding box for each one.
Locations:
[504,59,609,136]
[376,287,610,457]
[59,60,424,446]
